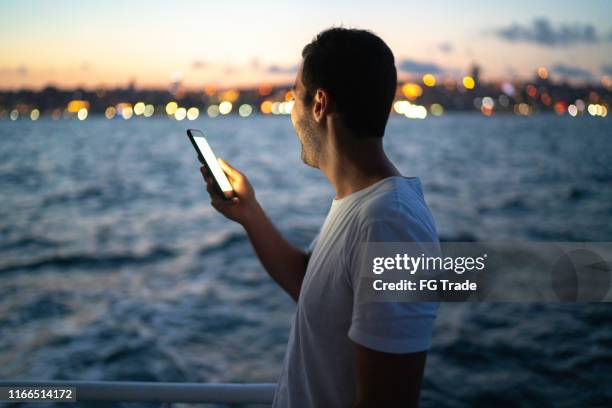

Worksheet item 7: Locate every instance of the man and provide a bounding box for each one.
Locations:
[201,27,439,407]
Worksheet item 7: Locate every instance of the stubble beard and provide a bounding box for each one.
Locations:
[297,116,321,169]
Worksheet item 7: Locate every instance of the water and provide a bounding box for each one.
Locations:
[1,115,611,407]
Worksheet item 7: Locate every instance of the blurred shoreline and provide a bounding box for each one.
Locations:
[1,67,610,121]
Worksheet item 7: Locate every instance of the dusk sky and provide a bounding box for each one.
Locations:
[2,0,612,90]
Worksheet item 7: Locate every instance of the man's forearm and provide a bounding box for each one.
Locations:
[242,202,309,302]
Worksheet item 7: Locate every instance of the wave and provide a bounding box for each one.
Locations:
[197,231,248,257]
[0,246,178,274]
[41,186,104,206]
[0,236,62,251]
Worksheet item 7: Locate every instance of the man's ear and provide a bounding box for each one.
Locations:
[312,88,331,123]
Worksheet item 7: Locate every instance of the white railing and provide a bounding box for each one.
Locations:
[0,380,276,406]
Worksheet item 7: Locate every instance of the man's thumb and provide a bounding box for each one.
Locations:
[218,158,240,179]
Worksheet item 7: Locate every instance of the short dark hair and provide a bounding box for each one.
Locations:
[301,27,397,139]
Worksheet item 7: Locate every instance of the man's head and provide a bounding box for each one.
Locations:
[291,27,397,168]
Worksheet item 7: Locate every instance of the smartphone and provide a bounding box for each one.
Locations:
[187,129,234,200]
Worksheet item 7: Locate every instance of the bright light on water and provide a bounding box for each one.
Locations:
[144,104,155,117]
[430,103,444,116]
[166,101,178,115]
[174,107,187,120]
[482,97,495,109]
[219,101,232,115]
[238,104,253,117]
[207,105,220,118]
[260,100,272,114]
[105,106,116,119]
[121,106,133,120]
[282,100,294,114]
[394,100,410,114]
[187,107,199,120]
[77,108,88,121]
[404,104,427,119]
[134,102,146,116]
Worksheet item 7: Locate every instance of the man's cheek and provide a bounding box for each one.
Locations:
[290,110,297,128]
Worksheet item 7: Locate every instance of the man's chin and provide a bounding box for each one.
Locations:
[303,161,318,169]
[300,150,318,169]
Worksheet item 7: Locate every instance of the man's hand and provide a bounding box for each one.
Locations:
[201,158,259,226]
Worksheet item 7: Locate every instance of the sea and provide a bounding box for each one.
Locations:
[1,114,611,407]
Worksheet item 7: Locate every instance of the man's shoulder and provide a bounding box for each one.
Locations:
[354,177,437,241]
[356,178,426,221]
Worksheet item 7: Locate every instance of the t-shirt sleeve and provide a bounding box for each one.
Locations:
[347,218,439,354]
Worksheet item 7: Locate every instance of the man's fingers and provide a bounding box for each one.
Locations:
[218,158,241,181]
[211,197,233,209]
[201,164,239,211]
[210,193,240,209]
[201,174,215,195]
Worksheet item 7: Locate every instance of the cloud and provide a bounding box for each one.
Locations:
[602,64,612,76]
[266,64,297,74]
[192,60,207,69]
[551,64,592,78]
[438,42,453,54]
[398,59,442,74]
[494,17,602,46]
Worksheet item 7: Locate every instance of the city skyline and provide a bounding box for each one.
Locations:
[2,0,612,90]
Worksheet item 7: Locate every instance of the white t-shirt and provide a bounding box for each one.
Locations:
[272,176,440,408]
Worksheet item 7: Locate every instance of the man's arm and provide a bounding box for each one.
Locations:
[242,201,309,301]
[201,159,308,302]
[353,342,427,408]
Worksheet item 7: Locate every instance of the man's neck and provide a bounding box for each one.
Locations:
[318,127,401,200]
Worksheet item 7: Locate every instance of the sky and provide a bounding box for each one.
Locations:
[1,0,611,90]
